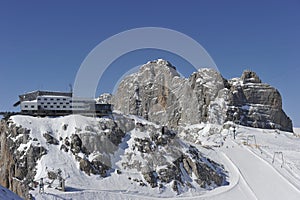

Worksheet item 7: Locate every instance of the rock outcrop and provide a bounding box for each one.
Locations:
[121,121,228,192]
[112,59,293,132]
[226,70,293,132]
[96,93,112,104]
[0,116,127,199]
[0,120,46,199]
[0,114,229,196]
[112,59,227,129]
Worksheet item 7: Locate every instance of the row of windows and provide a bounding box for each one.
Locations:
[24,105,87,109]
[25,105,69,109]
[37,97,69,101]
[24,105,35,108]
[41,105,68,109]
[40,102,70,105]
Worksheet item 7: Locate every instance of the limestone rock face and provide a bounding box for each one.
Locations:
[112,59,184,128]
[112,60,293,132]
[112,59,227,129]
[0,120,46,199]
[227,70,292,132]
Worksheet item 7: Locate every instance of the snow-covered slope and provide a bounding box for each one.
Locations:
[294,127,300,136]
[3,115,300,200]
[8,114,227,199]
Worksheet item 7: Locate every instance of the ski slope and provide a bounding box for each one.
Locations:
[34,135,300,200]
[32,137,300,200]
[222,139,300,200]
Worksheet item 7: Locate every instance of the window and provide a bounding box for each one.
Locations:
[63,106,66,108]
[70,106,72,108]
[44,106,47,108]
[41,102,44,105]
[24,105,28,108]
[63,98,66,101]
[54,102,57,105]
[57,98,60,101]
[47,102,50,105]
[60,102,63,104]
[31,105,35,108]
[50,105,54,108]
[37,98,41,101]
[50,98,54,101]
[44,98,47,101]
[57,106,60,108]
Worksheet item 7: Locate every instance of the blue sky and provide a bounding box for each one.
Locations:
[0,0,299,127]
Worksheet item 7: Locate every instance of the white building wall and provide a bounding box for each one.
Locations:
[21,95,98,112]
[21,101,38,110]
[37,96,72,110]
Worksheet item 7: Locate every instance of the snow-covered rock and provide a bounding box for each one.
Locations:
[112,60,292,132]
[112,59,227,129]
[96,93,112,104]
[0,114,228,198]
[227,70,292,132]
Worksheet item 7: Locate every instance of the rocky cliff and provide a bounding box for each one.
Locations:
[0,114,228,198]
[0,120,46,199]
[226,70,292,132]
[112,59,293,132]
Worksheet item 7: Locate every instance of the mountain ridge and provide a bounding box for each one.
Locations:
[112,59,292,132]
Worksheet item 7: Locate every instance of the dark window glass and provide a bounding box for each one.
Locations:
[63,106,66,108]
[31,105,35,108]
[50,98,54,101]
[50,106,53,108]
[24,105,28,108]
[57,106,60,108]
[47,102,50,105]
[44,106,47,108]
[44,98,47,101]
[57,98,60,101]
[54,102,57,104]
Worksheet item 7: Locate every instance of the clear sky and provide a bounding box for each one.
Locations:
[0,0,299,127]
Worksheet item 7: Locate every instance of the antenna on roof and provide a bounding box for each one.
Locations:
[69,84,73,93]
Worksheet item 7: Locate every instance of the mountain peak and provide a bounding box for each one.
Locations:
[241,70,262,84]
[146,58,174,68]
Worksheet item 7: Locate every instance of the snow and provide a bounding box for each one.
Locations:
[7,115,300,199]
[294,127,300,136]
[222,139,300,199]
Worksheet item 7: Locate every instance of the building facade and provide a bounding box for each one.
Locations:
[14,91,112,117]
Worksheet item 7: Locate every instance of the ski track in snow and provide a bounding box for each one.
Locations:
[222,139,300,200]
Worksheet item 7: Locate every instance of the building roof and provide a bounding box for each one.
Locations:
[19,90,72,102]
